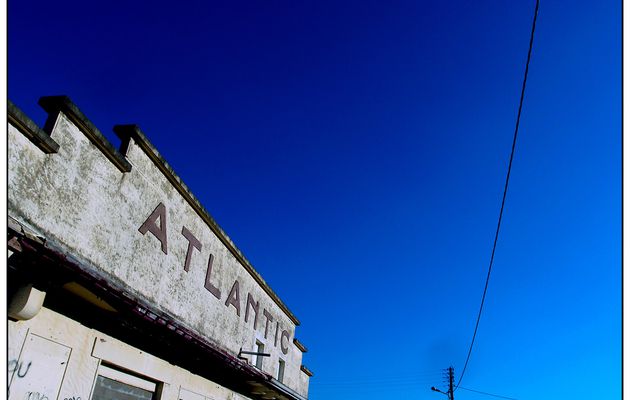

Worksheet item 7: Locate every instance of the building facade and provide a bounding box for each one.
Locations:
[8,96,312,400]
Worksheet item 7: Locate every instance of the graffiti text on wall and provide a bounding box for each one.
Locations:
[8,360,32,379]
[25,392,48,400]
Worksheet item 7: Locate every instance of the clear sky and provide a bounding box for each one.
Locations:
[9,1,620,399]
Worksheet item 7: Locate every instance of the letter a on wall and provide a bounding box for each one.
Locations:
[139,203,168,254]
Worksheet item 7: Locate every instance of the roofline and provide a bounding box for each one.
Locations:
[8,100,59,153]
[114,123,300,326]
[14,96,300,326]
[38,96,132,172]
[300,365,313,377]
[293,338,308,353]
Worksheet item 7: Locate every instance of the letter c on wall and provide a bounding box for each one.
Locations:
[281,330,290,355]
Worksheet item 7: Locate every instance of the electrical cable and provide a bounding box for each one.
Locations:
[315,374,443,387]
[459,386,518,400]
[455,0,540,389]
[315,380,440,387]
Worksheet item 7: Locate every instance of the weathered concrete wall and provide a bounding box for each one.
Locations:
[8,102,310,397]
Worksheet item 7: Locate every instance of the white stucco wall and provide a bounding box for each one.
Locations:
[8,307,252,400]
[8,108,309,397]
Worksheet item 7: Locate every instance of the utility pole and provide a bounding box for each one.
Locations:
[447,366,454,400]
[430,366,454,400]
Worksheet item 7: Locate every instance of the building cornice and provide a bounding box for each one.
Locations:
[8,100,59,154]
[300,365,313,377]
[38,96,132,172]
[293,338,308,353]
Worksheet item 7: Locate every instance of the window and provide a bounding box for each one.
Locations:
[91,364,157,400]
[255,341,264,369]
[277,359,285,383]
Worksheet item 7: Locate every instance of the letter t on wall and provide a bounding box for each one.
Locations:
[181,226,202,272]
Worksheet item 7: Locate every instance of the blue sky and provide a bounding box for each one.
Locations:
[9,1,620,399]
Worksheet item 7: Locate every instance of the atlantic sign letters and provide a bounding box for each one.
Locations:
[138,202,292,354]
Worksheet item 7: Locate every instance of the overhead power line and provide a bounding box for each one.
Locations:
[314,377,442,387]
[314,370,443,385]
[455,0,540,389]
[315,377,442,386]
[459,386,518,400]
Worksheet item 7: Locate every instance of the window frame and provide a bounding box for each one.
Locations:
[254,341,264,369]
[277,359,285,383]
[90,362,159,400]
